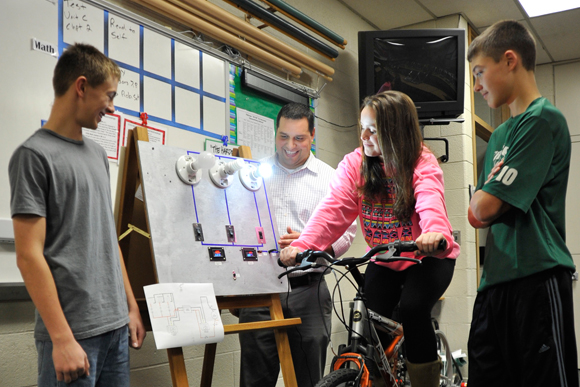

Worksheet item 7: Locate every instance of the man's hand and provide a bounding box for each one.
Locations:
[52,338,90,383]
[279,246,302,267]
[128,308,146,349]
[415,232,446,255]
[278,227,301,249]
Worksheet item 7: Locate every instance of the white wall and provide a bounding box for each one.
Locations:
[539,60,580,367]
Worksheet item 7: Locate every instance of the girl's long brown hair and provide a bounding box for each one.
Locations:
[358,91,423,222]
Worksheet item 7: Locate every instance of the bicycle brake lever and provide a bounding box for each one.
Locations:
[277,263,320,279]
[374,245,397,260]
[298,258,315,268]
[278,250,315,268]
[374,245,422,265]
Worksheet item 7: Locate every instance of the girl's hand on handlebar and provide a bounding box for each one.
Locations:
[279,246,303,267]
[415,232,446,255]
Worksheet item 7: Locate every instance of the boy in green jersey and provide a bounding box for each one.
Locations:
[467,20,578,387]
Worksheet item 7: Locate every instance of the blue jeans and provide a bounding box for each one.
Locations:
[36,325,130,387]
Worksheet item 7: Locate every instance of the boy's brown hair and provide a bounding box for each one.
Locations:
[53,43,121,97]
[467,20,536,71]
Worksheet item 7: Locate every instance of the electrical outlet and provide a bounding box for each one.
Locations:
[452,230,461,245]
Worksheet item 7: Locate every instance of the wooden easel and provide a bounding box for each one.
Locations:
[115,127,301,387]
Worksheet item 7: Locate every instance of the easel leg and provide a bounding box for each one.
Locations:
[167,347,189,387]
[270,294,298,387]
[200,343,217,387]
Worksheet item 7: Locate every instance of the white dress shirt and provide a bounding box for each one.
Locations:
[262,152,357,275]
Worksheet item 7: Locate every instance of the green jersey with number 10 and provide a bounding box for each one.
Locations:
[476,97,575,291]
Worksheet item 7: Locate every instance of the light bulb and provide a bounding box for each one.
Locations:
[175,152,216,185]
[239,162,269,191]
[191,151,216,170]
[222,158,246,176]
[258,163,272,178]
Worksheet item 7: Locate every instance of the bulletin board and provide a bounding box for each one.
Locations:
[0,0,314,288]
[229,65,285,144]
[229,65,316,157]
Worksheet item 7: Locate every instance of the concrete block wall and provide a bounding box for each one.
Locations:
[538,60,580,367]
[0,301,37,386]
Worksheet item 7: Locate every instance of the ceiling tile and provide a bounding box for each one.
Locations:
[527,8,580,62]
[340,0,580,63]
[419,0,523,28]
[535,45,555,65]
[340,0,433,30]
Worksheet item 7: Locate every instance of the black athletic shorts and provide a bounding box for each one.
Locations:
[468,267,579,387]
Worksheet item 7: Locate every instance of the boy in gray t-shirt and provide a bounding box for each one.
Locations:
[9,43,145,386]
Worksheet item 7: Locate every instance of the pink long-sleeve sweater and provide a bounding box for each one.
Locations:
[290,147,460,271]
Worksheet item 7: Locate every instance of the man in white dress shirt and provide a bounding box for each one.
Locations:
[238,103,357,387]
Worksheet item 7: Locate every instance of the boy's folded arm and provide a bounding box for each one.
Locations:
[469,189,512,227]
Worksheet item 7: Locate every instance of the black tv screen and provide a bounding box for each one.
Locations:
[358,29,465,120]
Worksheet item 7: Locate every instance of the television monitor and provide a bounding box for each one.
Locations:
[358,28,466,120]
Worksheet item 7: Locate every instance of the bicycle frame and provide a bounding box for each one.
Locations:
[331,278,455,386]
[331,264,407,387]
[278,241,456,387]
[368,309,406,385]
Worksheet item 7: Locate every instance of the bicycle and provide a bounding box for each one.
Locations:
[278,240,460,387]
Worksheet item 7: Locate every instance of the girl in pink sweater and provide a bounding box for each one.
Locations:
[280,91,460,386]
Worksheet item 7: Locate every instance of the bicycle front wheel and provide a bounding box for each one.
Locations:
[314,368,361,387]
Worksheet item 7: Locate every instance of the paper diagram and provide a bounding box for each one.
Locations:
[144,283,224,349]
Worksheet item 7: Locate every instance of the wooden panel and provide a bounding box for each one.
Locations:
[270,294,298,387]
[167,347,189,387]
[474,115,494,142]
[224,318,302,334]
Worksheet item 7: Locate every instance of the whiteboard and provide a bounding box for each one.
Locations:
[60,0,229,136]
[63,0,105,52]
[108,14,140,67]
[0,0,298,287]
[0,0,58,284]
[0,0,232,285]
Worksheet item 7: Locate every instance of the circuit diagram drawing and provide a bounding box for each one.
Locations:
[147,292,221,339]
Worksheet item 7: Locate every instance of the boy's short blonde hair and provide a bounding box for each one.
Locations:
[467,20,536,71]
[53,43,121,97]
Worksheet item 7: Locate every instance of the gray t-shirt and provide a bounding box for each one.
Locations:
[9,129,129,341]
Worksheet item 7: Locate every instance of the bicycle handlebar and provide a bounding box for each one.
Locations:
[277,239,447,275]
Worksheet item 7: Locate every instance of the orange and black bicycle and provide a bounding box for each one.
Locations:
[278,240,459,387]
